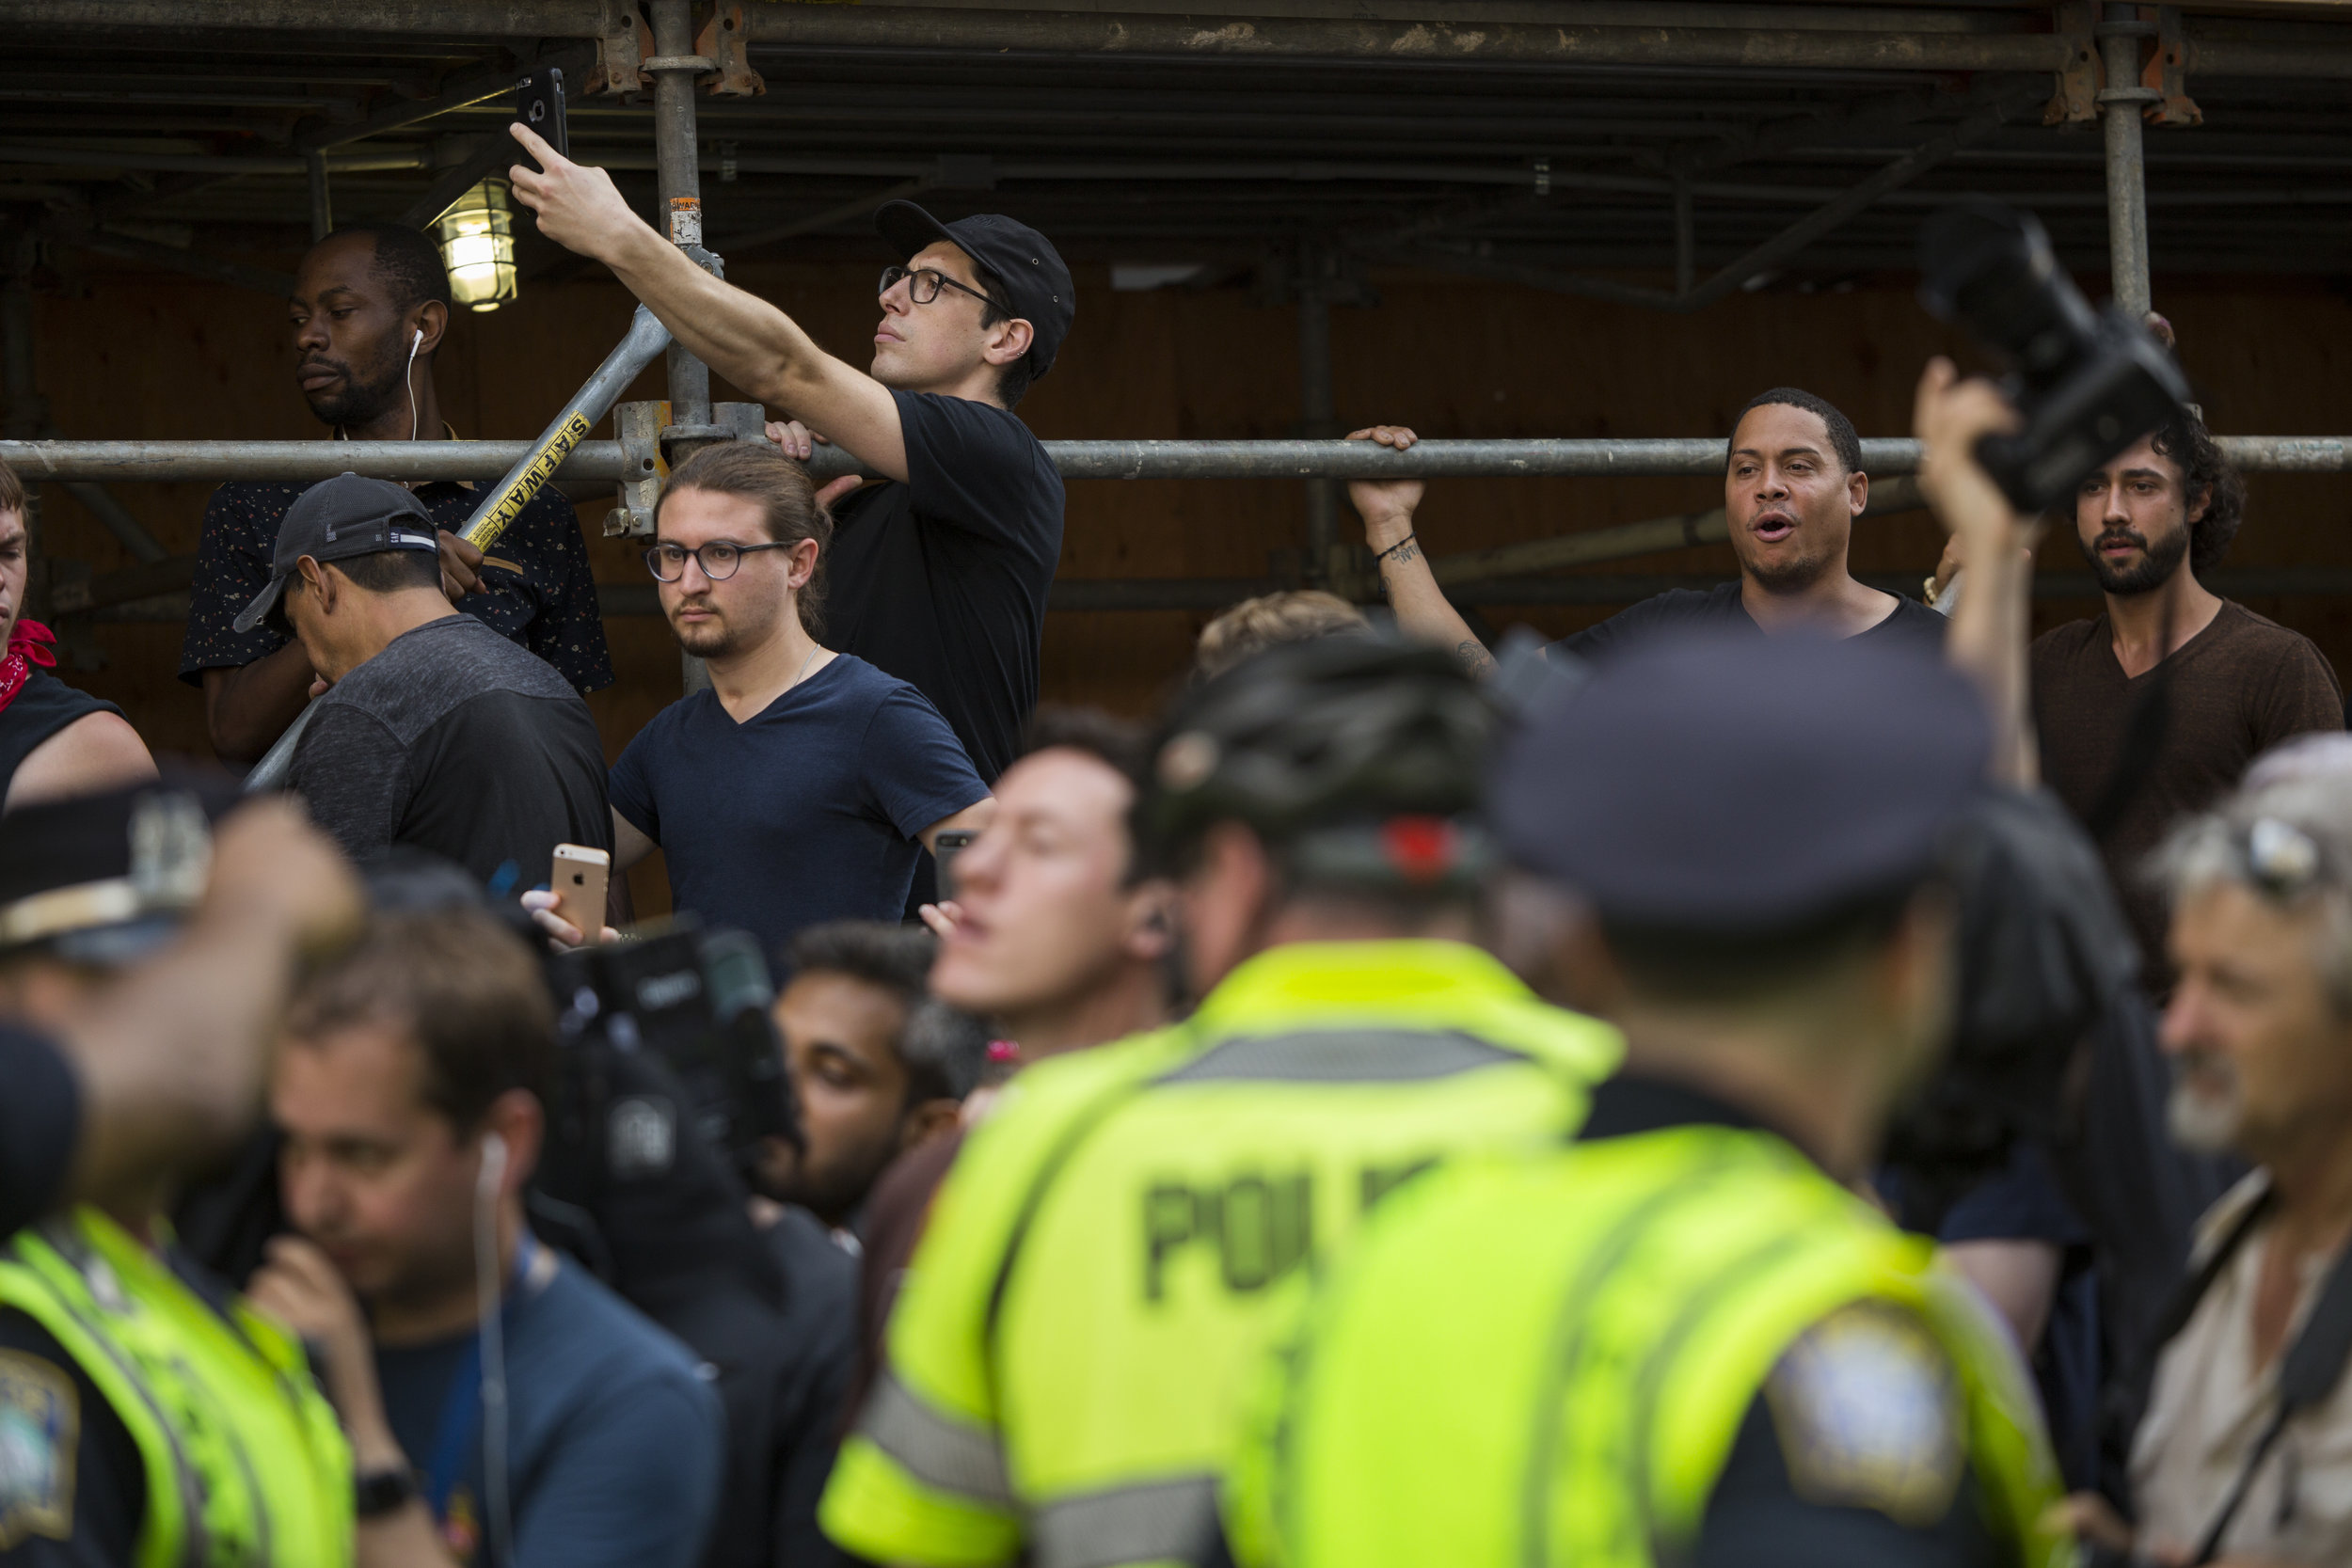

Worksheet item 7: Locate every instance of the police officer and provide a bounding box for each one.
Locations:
[0,783,360,1566]
[0,795,358,1249]
[818,637,1620,1568]
[1221,632,2072,1568]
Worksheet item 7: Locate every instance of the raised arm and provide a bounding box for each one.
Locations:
[506,124,910,482]
[1913,358,2039,788]
[1347,426,1493,678]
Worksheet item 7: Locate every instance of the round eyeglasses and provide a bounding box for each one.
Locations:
[644,540,795,583]
[879,263,993,309]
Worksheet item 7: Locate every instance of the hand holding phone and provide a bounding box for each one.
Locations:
[549,843,611,942]
[514,68,568,172]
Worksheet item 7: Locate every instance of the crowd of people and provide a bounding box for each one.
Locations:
[2,114,2350,1568]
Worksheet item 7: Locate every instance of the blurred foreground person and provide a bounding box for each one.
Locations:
[2060,772,2352,1566]
[1353,389,1943,676]
[0,784,365,1566]
[819,639,1619,1568]
[843,710,1177,1421]
[1223,633,2067,1568]
[262,908,724,1568]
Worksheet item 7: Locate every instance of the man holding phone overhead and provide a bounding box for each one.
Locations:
[507,121,1070,786]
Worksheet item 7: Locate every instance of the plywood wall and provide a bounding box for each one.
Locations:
[24,256,2352,900]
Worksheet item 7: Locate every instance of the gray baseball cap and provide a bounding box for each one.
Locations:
[232,472,443,634]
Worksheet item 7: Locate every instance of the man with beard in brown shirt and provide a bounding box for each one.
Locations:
[2031,406,2340,990]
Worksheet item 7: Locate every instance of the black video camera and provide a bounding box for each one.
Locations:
[539,916,797,1204]
[1917,199,2193,513]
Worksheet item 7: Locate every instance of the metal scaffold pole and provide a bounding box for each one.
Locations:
[649,0,715,696]
[2101,2,2154,317]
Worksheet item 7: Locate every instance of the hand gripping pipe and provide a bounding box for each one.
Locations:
[244,305,675,793]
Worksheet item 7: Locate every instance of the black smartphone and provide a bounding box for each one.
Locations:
[934,831,978,899]
[514,67,568,168]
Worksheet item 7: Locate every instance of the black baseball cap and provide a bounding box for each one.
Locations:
[1492,630,1989,931]
[232,472,442,634]
[875,200,1074,379]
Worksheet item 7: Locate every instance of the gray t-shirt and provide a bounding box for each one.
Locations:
[289,613,611,887]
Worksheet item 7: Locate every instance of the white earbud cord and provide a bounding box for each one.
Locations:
[473,1132,516,1567]
[405,326,423,442]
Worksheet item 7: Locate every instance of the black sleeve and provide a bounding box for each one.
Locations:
[178,483,294,685]
[0,1028,79,1240]
[503,494,614,696]
[287,703,412,864]
[0,1308,145,1567]
[1693,1390,2006,1568]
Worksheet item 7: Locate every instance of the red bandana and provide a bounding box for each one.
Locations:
[0,618,56,718]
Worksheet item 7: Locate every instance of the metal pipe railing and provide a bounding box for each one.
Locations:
[5,436,2350,483]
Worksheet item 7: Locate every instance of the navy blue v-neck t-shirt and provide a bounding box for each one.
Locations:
[609,653,987,959]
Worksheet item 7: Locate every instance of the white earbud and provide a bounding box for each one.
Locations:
[478,1131,508,1198]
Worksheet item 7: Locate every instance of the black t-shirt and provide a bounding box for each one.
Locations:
[0,1026,78,1241]
[745,1209,859,1568]
[823,391,1061,783]
[608,654,988,960]
[1549,579,1947,665]
[0,671,123,805]
[287,615,612,890]
[178,478,612,696]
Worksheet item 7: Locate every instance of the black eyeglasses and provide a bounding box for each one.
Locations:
[644,540,795,583]
[879,264,993,309]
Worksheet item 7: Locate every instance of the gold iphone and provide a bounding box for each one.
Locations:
[550,844,612,938]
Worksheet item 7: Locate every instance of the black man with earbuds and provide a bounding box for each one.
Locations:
[180,222,611,768]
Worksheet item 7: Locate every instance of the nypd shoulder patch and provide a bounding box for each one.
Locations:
[0,1349,76,1548]
[1762,1300,1965,1528]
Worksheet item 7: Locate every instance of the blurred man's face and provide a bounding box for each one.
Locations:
[289,233,417,432]
[930,748,1158,1021]
[758,971,914,1227]
[2075,436,2197,595]
[654,487,800,661]
[2162,881,2352,1164]
[0,507,24,646]
[1724,403,1865,594]
[871,242,1000,394]
[274,1020,484,1309]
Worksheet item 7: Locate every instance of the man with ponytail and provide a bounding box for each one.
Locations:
[540,441,993,959]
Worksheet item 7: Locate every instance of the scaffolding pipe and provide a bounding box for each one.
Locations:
[1295,242,1340,589]
[2101,5,2153,318]
[649,0,715,698]
[739,8,2078,72]
[9,2,2352,81]
[3,436,2350,483]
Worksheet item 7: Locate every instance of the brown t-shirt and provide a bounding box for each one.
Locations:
[2031,600,2343,982]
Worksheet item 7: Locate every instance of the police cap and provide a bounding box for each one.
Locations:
[1492,631,1989,929]
[0,773,243,963]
